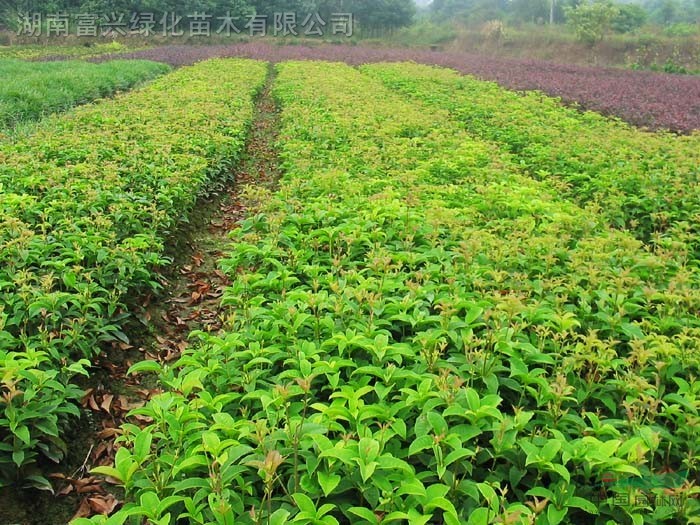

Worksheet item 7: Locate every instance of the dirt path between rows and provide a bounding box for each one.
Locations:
[0,64,281,525]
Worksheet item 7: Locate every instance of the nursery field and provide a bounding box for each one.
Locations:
[105,41,700,133]
[0,55,699,525]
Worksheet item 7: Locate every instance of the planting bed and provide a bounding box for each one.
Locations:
[71,61,700,525]
[0,58,267,490]
[0,59,169,129]
[362,62,700,258]
[0,43,133,61]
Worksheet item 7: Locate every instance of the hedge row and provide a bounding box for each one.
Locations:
[0,58,268,488]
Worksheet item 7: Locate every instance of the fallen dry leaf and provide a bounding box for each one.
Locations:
[71,498,92,520]
[87,494,120,515]
[101,394,114,413]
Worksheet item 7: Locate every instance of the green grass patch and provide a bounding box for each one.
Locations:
[0,58,170,130]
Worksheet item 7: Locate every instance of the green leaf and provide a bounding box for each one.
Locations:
[293,493,316,514]
[540,440,561,462]
[526,487,555,500]
[62,272,77,289]
[567,496,598,514]
[359,460,378,482]
[427,411,448,435]
[621,322,644,340]
[444,447,474,467]
[317,470,341,497]
[91,466,123,482]
[477,482,498,506]
[348,507,379,523]
[24,474,54,493]
[546,504,568,525]
[133,430,152,461]
[127,360,162,375]
[406,509,431,525]
[467,508,490,525]
[358,437,380,464]
[13,425,31,445]
[424,496,458,517]
[172,455,208,476]
[140,491,160,511]
[397,478,426,498]
[550,462,571,483]
[465,388,481,411]
[12,449,25,468]
[201,432,220,453]
[270,509,291,525]
[409,435,434,456]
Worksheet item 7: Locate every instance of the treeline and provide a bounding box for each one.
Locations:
[426,0,700,30]
[1,0,416,32]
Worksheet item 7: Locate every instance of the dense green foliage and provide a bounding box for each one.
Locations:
[611,4,648,33]
[78,61,699,525]
[0,58,169,129]
[362,62,700,261]
[0,58,266,489]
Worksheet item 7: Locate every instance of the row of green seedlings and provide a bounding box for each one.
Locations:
[0,42,129,61]
[0,59,170,131]
[0,59,268,490]
[362,63,700,264]
[83,61,699,525]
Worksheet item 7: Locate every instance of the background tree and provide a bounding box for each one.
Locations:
[611,3,647,32]
[350,0,415,31]
[508,0,579,25]
[431,0,510,24]
[508,0,551,24]
[565,0,619,43]
[657,0,679,23]
[643,0,700,24]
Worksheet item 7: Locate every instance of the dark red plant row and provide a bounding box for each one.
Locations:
[94,42,700,133]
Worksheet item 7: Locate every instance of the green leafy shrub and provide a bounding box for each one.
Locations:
[0,350,88,490]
